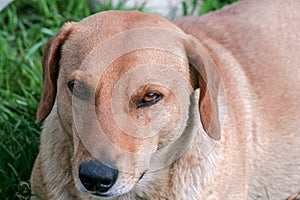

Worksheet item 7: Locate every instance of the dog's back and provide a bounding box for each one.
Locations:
[175,0,300,198]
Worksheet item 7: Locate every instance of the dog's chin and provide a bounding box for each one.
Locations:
[87,188,132,199]
[76,184,134,199]
[88,192,118,199]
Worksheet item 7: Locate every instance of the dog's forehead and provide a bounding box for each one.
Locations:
[62,11,182,61]
[79,10,180,33]
[60,11,188,77]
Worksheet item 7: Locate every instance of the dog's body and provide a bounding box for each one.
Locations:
[31,0,300,199]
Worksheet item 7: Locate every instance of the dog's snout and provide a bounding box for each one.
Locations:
[79,160,118,193]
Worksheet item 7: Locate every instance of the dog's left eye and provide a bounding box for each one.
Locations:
[67,80,89,100]
[137,91,163,108]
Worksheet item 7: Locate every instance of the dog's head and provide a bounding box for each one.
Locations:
[36,11,222,198]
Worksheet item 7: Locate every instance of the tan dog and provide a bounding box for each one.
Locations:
[31,0,300,199]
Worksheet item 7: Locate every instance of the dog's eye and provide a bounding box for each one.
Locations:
[137,91,163,108]
[67,80,89,100]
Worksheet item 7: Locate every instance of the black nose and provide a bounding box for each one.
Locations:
[79,160,118,193]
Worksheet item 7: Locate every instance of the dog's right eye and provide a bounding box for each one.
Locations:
[67,80,89,100]
[137,91,163,108]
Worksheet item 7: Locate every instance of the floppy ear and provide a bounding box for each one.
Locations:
[36,22,75,123]
[184,36,221,140]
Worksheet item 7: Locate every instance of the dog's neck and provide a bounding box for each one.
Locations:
[168,129,221,199]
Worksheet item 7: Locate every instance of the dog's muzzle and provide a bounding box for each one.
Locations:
[79,160,118,195]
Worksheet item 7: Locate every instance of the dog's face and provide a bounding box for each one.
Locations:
[36,11,221,198]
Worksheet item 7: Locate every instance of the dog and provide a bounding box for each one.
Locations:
[30,0,300,199]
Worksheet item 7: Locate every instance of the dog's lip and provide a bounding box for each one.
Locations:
[139,171,147,180]
[91,192,111,197]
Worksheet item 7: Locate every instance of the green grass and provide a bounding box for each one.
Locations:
[182,0,238,15]
[0,1,145,199]
[0,0,235,199]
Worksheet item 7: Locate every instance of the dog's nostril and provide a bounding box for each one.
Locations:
[79,160,118,193]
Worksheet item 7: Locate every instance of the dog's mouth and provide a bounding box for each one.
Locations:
[139,171,146,180]
[93,172,146,197]
[97,171,147,197]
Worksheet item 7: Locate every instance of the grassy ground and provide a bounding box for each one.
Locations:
[0,0,235,199]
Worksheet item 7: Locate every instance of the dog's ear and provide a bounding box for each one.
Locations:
[36,22,75,123]
[184,36,221,140]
